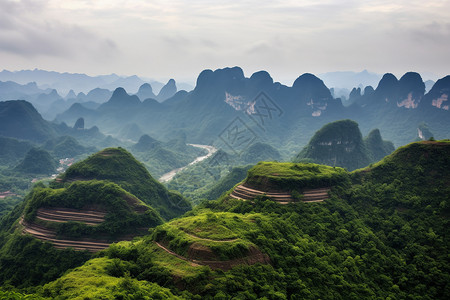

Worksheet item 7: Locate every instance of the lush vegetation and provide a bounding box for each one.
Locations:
[131,134,206,179]
[23,180,162,239]
[14,148,57,175]
[153,212,260,260]
[0,141,448,299]
[244,161,350,191]
[55,147,191,220]
[295,119,394,171]
[0,137,33,167]
[40,257,181,299]
[167,142,282,204]
[200,165,252,200]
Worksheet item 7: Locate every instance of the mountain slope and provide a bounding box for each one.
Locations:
[56,148,191,219]
[0,100,56,142]
[1,141,448,298]
[294,119,372,170]
[14,148,57,175]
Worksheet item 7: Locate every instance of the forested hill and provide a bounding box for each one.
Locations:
[55,147,191,220]
[0,140,446,299]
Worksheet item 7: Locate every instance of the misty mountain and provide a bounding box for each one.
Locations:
[156,79,177,102]
[0,100,56,142]
[135,83,156,101]
[0,81,49,101]
[319,70,382,91]
[5,67,449,156]
[0,69,144,95]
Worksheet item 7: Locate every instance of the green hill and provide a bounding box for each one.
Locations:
[1,140,449,298]
[14,148,57,175]
[0,179,162,287]
[22,180,162,239]
[0,136,34,166]
[42,135,96,159]
[354,140,450,193]
[243,161,349,192]
[56,147,191,219]
[295,119,393,170]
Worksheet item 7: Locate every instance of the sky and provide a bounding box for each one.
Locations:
[1,0,449,84]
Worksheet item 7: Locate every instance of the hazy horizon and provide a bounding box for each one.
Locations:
[1,0,449,84]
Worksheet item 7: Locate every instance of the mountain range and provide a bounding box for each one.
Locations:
[50,67,449,155]
[0,76,184,120]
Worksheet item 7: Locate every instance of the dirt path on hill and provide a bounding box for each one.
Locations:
[154,241,270,271]
[183,232,239,242]
[155,241,200,267]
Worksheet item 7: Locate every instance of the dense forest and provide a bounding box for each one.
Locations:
[0,140,448,299]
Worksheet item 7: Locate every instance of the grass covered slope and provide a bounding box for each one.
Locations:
[56,147,191,219]
[153,211,270,269]
[40,257,181,299]
[357,140,450,187]
[243,161,349,192]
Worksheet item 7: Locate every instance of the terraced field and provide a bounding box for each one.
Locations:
[36,207,106,226]
[231,184,330,204]
[20,219,110,252]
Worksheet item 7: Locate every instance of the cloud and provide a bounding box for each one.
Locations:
[0,0,118,59]
[1,0,449,80]
[409,22,450,44]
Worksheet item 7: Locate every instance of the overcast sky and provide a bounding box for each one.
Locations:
[1,0,449,84]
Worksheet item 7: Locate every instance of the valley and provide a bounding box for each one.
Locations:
[159,144,217,182]
[0,67,449,299]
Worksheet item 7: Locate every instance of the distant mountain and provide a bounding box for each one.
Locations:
[42,136,96,158]
[73,117,85,129]
[239,142,281,164]
[424,80,435,93]
[0,100,56,142]
[0,136,34,165]
[364,129,395,162]
[117,123,144,142]
[51,67,450,150]
[64,89,77,100]
[156,79,177,102]
[295,120,394,170]
[14,148,57,174]
[135,83,156,101]
[132,134,161,152]
[0,69,146,94]
[98,87,141,111]
[421,75,450,111]
[319,70,382,90]
[100,75,145,94]
[0,80,47,101]
[83,88,113,103]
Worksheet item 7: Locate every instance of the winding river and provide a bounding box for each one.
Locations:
[158,144,217,183]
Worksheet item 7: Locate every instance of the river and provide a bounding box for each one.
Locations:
[158,144,217,183]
